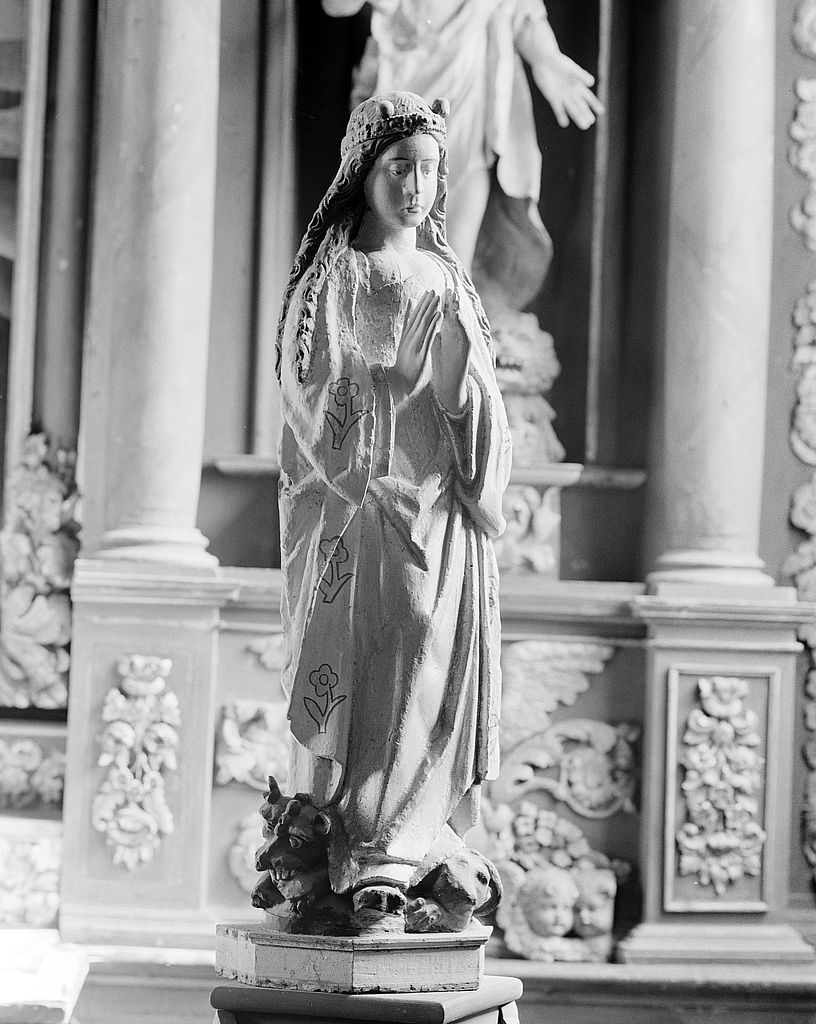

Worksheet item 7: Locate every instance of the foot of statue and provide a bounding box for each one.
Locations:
[351,883,407,934]
[352,883,407,915]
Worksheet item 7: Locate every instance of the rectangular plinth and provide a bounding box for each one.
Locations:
[211,973,522,1022]
[215,924,492,994]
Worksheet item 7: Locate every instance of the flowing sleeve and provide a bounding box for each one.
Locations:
[279,251,394,505]
[435,289,513,539]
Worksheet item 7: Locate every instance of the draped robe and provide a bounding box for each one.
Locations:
[278,245,512,892]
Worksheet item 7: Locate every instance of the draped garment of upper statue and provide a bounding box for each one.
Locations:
[276,92,513,895]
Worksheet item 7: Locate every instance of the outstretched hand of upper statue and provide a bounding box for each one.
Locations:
[388,291,442,407]
[532,52,604,130]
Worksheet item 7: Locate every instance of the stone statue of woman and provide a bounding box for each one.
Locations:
[272,91,512,931]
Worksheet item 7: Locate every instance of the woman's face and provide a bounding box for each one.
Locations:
[363,133,440,234]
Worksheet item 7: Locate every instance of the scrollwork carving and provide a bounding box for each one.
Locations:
[0,434,79,709]
[91,656,180,870]
[493,718,639,817]
[214,700,290,790]
[0,833,61,926]
[500,640,616,752]
[0,737,64,809]
[675,676,766,897]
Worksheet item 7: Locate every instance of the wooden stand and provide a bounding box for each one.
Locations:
[211,975,522,1024]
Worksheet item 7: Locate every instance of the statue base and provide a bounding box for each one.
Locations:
[211,973,523,1024]
[215,923,492,994]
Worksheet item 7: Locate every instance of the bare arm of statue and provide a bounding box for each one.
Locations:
[514,8,605,129]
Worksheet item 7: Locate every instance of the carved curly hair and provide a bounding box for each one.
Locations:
[275,94,494,385]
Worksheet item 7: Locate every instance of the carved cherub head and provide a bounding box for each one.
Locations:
[572,867,616,938]
[518,863,579,937]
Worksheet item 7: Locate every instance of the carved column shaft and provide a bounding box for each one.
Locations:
[79,0,220,565]
[647,0,775,586]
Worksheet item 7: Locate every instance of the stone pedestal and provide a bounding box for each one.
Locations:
[60,561,236,947]
[211,974,522,1024]
[616,589,816,965]
[215,925,492,995]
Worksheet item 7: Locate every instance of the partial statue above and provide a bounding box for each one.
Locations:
[322,0,603,302]
[254,90,513,937]
[323,0,603,471]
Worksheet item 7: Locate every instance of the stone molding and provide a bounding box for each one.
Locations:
[91,655,180,870]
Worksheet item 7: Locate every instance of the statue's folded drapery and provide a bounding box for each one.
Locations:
[278,246,512,893]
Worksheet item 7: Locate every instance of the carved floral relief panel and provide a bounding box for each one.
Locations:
[663,668,775,912]
[0,733,64,810]
[0,828,61,926]
[91,655,180,871]
[0,434,79,710]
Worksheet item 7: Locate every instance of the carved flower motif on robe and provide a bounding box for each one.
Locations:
[310,664,338,697]
[318,536,354,604]
[304,662,347,734]
[325,377,369,450]
[328,378,359,402]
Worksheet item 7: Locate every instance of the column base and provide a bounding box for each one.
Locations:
[648,549,775,588]
[96,525,218,567]
[616,923,815,965]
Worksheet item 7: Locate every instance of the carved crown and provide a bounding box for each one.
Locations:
[341,91,449,158]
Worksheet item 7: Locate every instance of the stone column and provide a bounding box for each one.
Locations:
[620,0,816,965]
[61,0,228,948]
[78,0,220,566]
[646,0,775,587]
